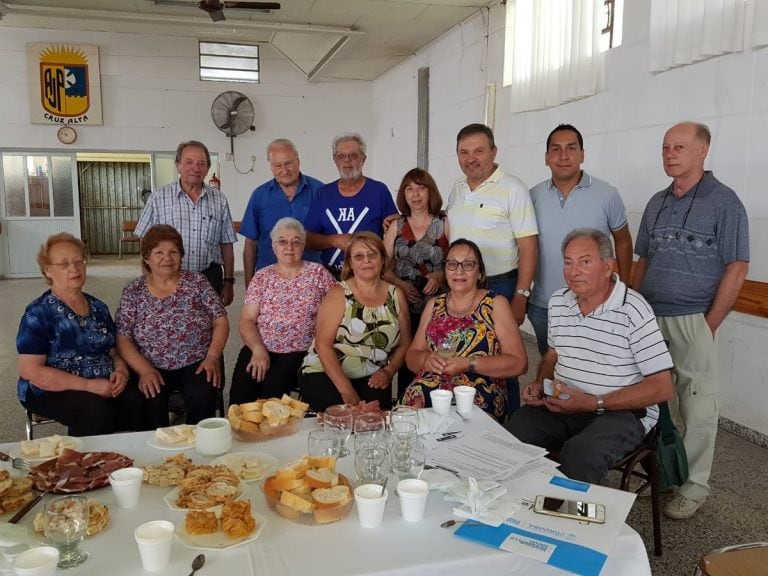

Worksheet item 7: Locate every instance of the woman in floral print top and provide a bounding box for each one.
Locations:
[230,218,336,405]
[116,225,228,426]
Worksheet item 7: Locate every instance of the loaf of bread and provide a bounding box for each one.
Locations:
[276,456,309,479]
[305,467,339,489]
[311,486,351,509]
[279,490,314,514]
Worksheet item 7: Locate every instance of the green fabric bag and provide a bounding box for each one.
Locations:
[656,401,689,490]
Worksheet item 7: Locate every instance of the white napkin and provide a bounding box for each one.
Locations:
[417,409,456,435]
[434,476,513,528]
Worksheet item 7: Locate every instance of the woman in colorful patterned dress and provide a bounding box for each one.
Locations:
[403,239,528,421]
[299,232,411,412]
[16,233,144,436]
[383,168,449,397]
[230,217,336,405]
[116,225,228,426]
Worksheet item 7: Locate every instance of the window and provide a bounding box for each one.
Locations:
[199,41,260,83]
[503,0,623,112]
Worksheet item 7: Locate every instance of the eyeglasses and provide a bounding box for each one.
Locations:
[445,259,477,272]
[275,238,303,248]
[351,251,381,263]
[334,153,362,162]
[48,259,86,270]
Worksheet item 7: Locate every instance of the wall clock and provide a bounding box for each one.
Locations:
[57,126,77,145]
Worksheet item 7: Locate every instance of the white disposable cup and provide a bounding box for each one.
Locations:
[453,385,476,416]
[397,478,430,522]
[109,467,143,508]
[134,520,174,572]
[12,547,59,576]
[354,484,388,528]
[429,389,453,416]
[195,417,232,456]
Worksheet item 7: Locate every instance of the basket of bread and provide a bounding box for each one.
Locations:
[263,456,353,525]
[228,395,308,442]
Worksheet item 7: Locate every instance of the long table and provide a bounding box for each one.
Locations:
[0,409,652,575]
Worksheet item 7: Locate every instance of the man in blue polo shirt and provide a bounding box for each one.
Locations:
[304,132,397,278]
[529,124,633,356]
[239,138,324,286]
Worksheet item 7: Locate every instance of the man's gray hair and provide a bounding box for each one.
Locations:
[175,140,211,167]
[692,122,711,145]
[561,228,614,260]
[332,132,367,157]
[270,217,306,243]
[266,138,299,160]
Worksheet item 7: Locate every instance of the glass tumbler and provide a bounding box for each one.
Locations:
[44,495,89,569]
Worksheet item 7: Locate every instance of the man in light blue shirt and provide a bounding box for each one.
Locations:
[529,124,633,355]
[239,138,324,286]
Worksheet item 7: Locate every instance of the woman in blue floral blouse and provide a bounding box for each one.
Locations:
[17,233,144,436]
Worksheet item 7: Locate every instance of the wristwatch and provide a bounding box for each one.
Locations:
[223,277,235,284]
[469,357,478,372]
[595,396,605,415]
[516,288,531,298]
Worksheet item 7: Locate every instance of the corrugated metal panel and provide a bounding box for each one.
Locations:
[78,161,150,255]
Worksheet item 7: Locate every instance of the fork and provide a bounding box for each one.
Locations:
[0,451,32,471]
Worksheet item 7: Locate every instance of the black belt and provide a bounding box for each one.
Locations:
[486,269,516,282]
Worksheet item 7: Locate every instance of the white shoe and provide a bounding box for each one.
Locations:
[664,492,705,519]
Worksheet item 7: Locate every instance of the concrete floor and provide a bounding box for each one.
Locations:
[2,256,767,575]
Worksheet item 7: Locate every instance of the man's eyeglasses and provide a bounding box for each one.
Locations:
[49,259,86,270]
[445,259,477,271]
[275,239,303,248]
[351,251,381,263]
[334,153,362,162]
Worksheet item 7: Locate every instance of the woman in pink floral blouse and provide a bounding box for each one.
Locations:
[230,218,336,405]
[403,239,528,421]
[116,225,229,426]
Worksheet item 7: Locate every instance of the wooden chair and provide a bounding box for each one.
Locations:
[119,220,140,259]
[25,409,59,441]
[611,425,662,556]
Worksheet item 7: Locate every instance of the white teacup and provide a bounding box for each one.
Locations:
[134,520,174,572]
[109,467,143,508]
[397,478,430,522]
[354,484,388,528]
[429,389,453,416]
[195,417,232,456]
[13,546,59,576]
[453,385,476,416]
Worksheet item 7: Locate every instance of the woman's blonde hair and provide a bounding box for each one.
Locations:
[36,233,88,285]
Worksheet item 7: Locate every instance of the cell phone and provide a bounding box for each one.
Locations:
[533,495,606,524]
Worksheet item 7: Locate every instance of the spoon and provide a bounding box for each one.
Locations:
[188,553,205,576]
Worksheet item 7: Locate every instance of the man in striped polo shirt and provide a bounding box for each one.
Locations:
[506,228,673,486]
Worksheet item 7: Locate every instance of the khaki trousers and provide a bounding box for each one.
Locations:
[657,314,719,499]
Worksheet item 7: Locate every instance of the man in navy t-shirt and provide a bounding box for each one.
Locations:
[304,132,397,277]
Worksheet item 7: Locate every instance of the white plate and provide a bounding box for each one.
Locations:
[175,511,266,551]
[10,436,84,463]
[210,452,278,482]
[163,483,249,512]
[146,426,196,450]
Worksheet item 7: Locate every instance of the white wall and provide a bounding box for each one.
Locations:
[0,26,373,272]
[369,2,768,439]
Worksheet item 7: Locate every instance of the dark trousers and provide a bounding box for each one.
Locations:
[200,260,226,401]
[230,346,305,406]
[505,405,646,484]
[298,372,392,413]
[139,360,217,428]
[24,382,147,437]
[396,310,422,403]
[486,268,521,416]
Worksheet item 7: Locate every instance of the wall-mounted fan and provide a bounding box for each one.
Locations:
[198,0,281,22]
[211,91,255,157]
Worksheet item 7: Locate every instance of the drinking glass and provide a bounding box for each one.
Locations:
[44,495,89,569]
[324,404,354,457]
[308,428,341,460]
[354,413,387,450]
[354,444,388,485]
[437,335,458,358]
[389,421,417,479]
[408,441,427,480]
[390,406,419,431]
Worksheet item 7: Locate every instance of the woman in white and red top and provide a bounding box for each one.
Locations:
[230,217,336,405]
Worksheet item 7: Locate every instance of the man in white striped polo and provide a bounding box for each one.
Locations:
[505,228,673,486]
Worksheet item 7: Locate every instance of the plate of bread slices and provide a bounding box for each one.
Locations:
[263,455,354,525]
[228,395,309,442]
[11,435,84,463]
[147,425,196,450]
[177,499,266,550]
[210,452,278,483]
[0,470,37,520]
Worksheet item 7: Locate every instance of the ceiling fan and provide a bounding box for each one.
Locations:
[198,1,281,22]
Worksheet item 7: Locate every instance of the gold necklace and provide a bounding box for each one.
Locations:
[447,289,478,317]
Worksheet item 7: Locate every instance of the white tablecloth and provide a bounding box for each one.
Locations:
[0,410,651,576]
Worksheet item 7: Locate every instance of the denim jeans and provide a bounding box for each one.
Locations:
[527,303,549,357]
[486,269,520,416]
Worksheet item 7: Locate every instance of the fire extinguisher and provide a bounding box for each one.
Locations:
[209,172,220,189]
